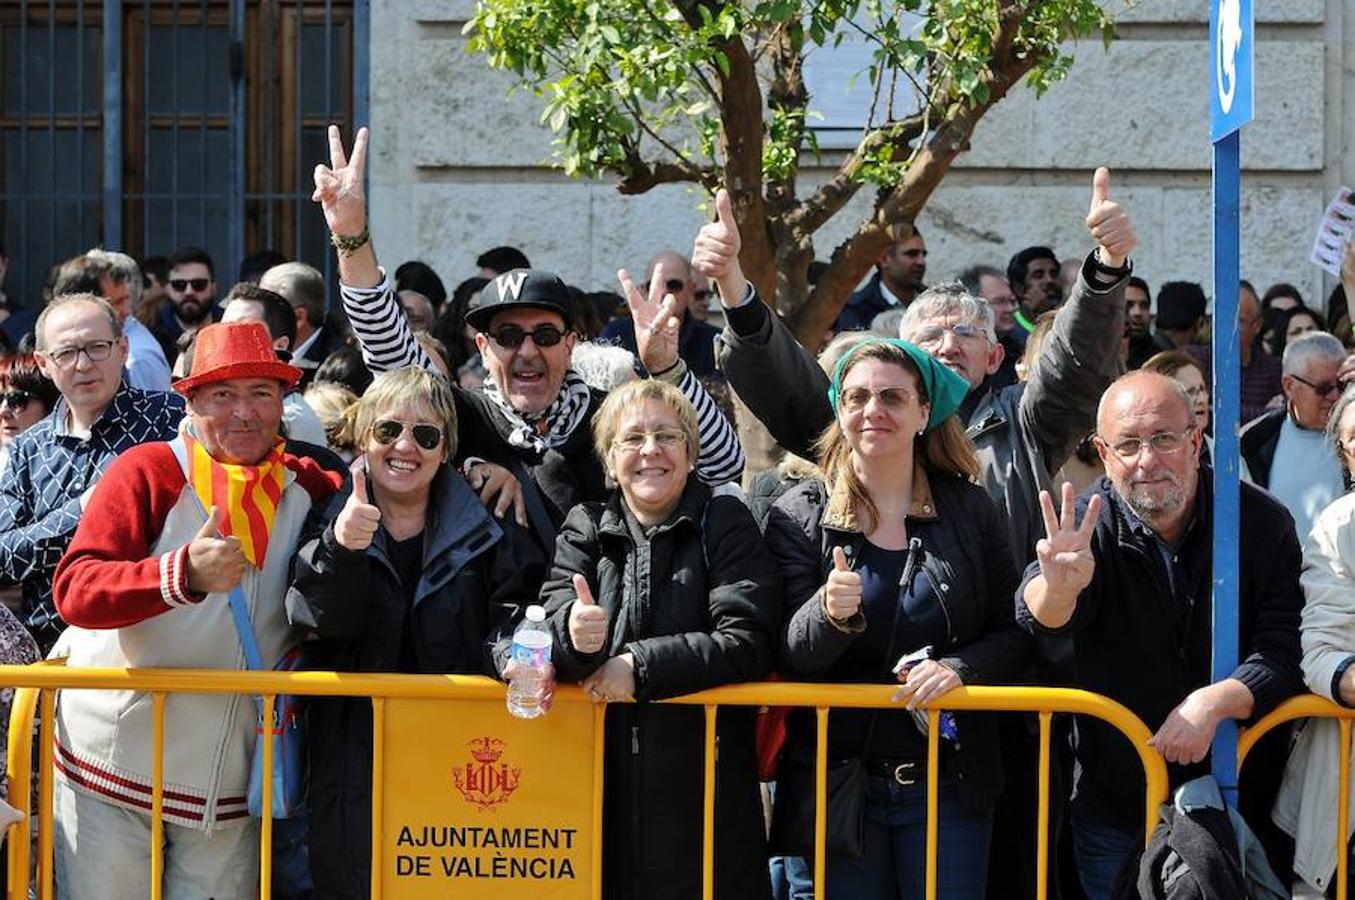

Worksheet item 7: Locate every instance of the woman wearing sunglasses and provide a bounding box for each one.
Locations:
[287,367,546,899]
[764,338,1028,900]
[0,353,58,478]
[540,378,780,900]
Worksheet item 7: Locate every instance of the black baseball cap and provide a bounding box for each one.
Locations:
[464,268,573,332]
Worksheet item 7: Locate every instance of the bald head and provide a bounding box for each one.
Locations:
[645,250,695,317]
[1097,371,1194,438]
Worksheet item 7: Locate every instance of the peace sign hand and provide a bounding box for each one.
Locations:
[312,125,369,237]
[1034,482,1102,599]
[617,264,681,375]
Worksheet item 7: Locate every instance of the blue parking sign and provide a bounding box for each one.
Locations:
[1210,0,1253,140]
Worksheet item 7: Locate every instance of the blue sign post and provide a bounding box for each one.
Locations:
[1209,0,1253,801]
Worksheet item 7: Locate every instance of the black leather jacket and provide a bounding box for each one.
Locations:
[765,469,1030,814]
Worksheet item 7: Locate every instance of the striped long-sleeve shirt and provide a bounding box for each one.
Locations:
[339,273,744,497]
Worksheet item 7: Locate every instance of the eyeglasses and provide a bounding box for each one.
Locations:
[42,340,117,369]
[169,278,211,293]
[986,296,1017,310]
[612,429,687,452]
[486,324,565,349]
[371,420,443,451]
[0,390,31,411]
[642,278,686,295]
[694,288,714,304]
[1101,428,1193,460]
[1292,374,1342,398]
[911,322,990,346]
[839,386,920,413]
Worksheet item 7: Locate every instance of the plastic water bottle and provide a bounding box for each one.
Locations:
[506,606,553,719]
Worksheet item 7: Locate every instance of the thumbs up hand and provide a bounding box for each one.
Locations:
[335,463,382,552]
[822,546,863,623]
[185,506,249,594]
[692,188,747,307]
[567,573,609,654]
[1085,167,1137,268]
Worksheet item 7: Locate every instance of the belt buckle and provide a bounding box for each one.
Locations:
[892,762,917,786]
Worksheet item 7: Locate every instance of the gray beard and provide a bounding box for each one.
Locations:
[1125,482,1186,520]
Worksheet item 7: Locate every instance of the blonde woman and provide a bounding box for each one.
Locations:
[541,378,780,900]
[765,338,1027,900]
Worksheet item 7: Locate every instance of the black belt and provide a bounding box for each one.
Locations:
[864,758,925,786]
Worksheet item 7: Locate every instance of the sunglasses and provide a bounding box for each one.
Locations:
[839,386,920,413]
[486,324,565,349]
[642,278,686,295]
[694,288,714,304]
[371,419,443,451]
[0,390,31,411]
[169,278,211,293]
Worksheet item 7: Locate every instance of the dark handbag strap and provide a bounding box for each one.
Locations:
[509,459,557,550]
[859,536,923,757]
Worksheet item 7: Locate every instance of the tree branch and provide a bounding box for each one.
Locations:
[784,112,927,238]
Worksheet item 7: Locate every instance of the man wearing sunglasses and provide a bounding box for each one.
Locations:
[49,320,343,898]
[0,293,186,653]
[311,127,744,553]
[1240,331,1347,538]
[152,246,220,367]
[597,250,721,377]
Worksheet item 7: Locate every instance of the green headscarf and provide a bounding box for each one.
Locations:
[827,338,969,431]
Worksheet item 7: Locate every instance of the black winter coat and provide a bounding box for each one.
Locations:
[286,469,546,900]
[1015,471,1305,832]
[765,470,1030,815]
[542,480,781,900]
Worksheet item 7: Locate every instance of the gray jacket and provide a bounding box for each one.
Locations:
[718,251,1128,565]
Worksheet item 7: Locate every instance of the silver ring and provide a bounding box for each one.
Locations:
[335,185,351,199]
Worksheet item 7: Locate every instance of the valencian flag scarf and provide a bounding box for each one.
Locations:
[183,431,288,568]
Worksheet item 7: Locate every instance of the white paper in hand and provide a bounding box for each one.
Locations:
[1311,187,1355,276]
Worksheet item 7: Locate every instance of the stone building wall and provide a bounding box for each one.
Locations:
[368,0,1352,312]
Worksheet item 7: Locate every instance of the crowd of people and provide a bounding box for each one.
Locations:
[0,122,1353,900]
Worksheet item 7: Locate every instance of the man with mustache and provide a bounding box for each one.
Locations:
[1008,245,1063,335]
[1017,370,1304,899]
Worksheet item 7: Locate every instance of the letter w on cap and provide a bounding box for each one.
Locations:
[495,271,529,301]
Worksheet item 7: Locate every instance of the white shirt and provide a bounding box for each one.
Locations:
[1267,415,1344,541]
[122,317,172,392]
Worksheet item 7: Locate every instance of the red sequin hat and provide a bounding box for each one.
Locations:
[172,321,303,395]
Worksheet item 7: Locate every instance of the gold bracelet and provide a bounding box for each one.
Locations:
[330,226,370,257]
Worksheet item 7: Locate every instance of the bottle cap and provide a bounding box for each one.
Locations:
[525,605,546,622]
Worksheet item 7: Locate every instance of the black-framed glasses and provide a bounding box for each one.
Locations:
[42,340,116,369]
[694,288,714,304]
[372,420,444,451]
[169,278,211,293]
[612,428,687,452]
[0,390,31,411]
[1292,374,1342,398]
[486,324,565,349]
[1101,428,1193,460]
[839,386,920,413]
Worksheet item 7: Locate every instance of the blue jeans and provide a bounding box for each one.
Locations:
[1069,800,1140,900]
[826,774,992,900]
[770,854,814,900]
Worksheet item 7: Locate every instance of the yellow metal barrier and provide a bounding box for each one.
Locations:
[1239,694,1354,900]
[0,667,1169,900]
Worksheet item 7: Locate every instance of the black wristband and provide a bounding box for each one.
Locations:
[1091,249,1132,279]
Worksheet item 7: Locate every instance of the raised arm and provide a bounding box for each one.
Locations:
[616,263,745,484]
[313,125,435,373]
[695,189,832,459]
[1018,168,1138,475]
